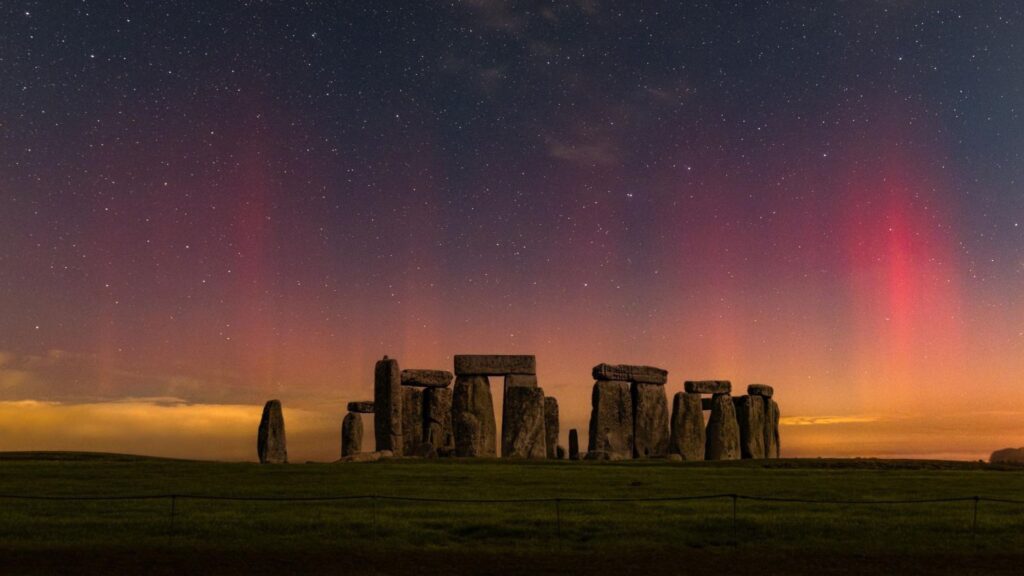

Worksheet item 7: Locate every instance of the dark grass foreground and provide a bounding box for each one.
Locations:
[0,453,1022,575]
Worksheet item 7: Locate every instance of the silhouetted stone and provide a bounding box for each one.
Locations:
[402,387,424,454]
[401,369,453,388]
[705,394,740,460]
[544,397,560,459]
[454,355,536,375]
[764,398,780,459]
[501,386,547,459]
[452,374,496,457]
[424,387,455,456]
[734,395,766,459]
[770,399,781,458]
[633,383,670,458]
[257,399,287,464]
[347,401,375,414]
[592,363,668,384]
[670,392,705,461]
[569,429,580,460]
[587,380,633,459]
[374,356,403,455]
[341,412,363,458]
[747,384,774,398]
[556,445,566,460]
[504,374,538,388]
[685,380,732,395]
[991,447,1024,464]
[701,398,713,411]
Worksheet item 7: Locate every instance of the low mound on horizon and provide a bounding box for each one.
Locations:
[990,447,1024,465]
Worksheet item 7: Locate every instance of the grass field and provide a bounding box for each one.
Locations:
[1,453,1022,575]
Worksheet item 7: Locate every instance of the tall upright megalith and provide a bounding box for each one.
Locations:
[544,397,559,459]
[402,387,424,454]
[341,412,363,458]
[569,429,580,460]
[452,374,497,457]
[501,386,547,459]
[669,392,705,461]
[769,399,781,458]
[374,356,403,455]
[257,399,287,464]
[424,387,455,455]
[587,380,633,460]
[705,393,740,460]
[633,382,670,458]
[734,395,766,459]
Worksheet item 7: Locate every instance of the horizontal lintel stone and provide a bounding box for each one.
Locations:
[401,369,454,388]
[747,384,774,398]
[347,401,375,414]
[454,355,536,376]
[685,380,732,395]
[591,363,668,384]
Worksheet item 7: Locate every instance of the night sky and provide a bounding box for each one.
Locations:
[1,2,1022,461]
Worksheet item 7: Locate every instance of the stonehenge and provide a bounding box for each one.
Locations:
[734,395,766,459]
[705,393,741,460]
[501,386,547,459]
[453,374,497,457]
[424,387,455,455]
[341,412,362,458]
[569,429,580,460]
[632,382,670,458]
[402,387,425,454]
[374,356,403,455]
[257,399,287,464]
[587,380,633,460]
[544,397,559,459]
[669,392,704,460]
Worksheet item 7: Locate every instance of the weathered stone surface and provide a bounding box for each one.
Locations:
[668,454,683,462]
[633,382,670,458]
[544,397,560,459]
[341,412,363,458]
[592,363,668,384]
[401,369,453,388]
[454,355,536,375]
[705,394,740,460]
[734,395,766,459]
[347,401,375,414]
[670,392,705,461]
[556,445,566,460]
[569,429,580,461]
[764,398,780,459]
[747,384,774,398]
[685,380,732,395]
[452,374,497,457]
[587,380,633,459]
[991,447,1024,464]
[402,387,424,454]
[504,374,538,388]
[501,386,547,459]
[374,356,403,455]
[424,387,455,456]
[257,399,287,464]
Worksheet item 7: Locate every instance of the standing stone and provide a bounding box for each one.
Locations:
[544,397,560,459]
[770,399,781,458]
[632,383,670,458]
[341,412,363,458]
[402,387,425,455]
[257,399,287,464]
[452,374,497,457]
[569,429,580,461]
[734,395,766,459]
[556,445,566,459]
[424,387,455,456]
[374,356,403,455]
[763,398,779,459]
[592,363,668,384]
[669,392,705,461]
[587,380,633,460]
[454,355,536,375]
[705,394,740,460]
[501,386,547,459]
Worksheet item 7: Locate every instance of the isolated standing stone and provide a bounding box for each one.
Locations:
[424,387,455,456]
[685,380,732,395]
[257,399,287,464]
[454,355,536,375]
[341,412,363,458]
[452,374,497,457]
[401,369,453,388]
[544,397,560,459]
[501,386,547,459]
[669,392,705,461]
[592,363,668,384]
[587,380,633,460]
[402,387,425,454]
[569,429,580,460]
[347,401,375,414]
[764,398,780,459]
[374,356,403,455]
[734,395,766,459]
[705,394,740,461]
[633,383,670,458]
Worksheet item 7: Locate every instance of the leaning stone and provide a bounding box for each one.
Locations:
[670,392,705,461]
[685,380,732,394]
[747,384,774,398]
[257,399,287,464]
[544,397,560,459]
[587,380,633,460]
[764,398,780,459]
[592,363,668,384]
[454,355,536,375]
[347,401,375,414]
[402,387,424,454]
[374,356,403,455]
[424,387,455,456]
[734,395,766,459]
[452,374,497,457]
[501,386,547,459]
[991,447,1024,464]
[632,383,670,458]
[705,394,740,460]
[556,445,566,460]
[341,413,363,458]
[569,429,580,461]
[401,369,454,388]
[504,374,538,388]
